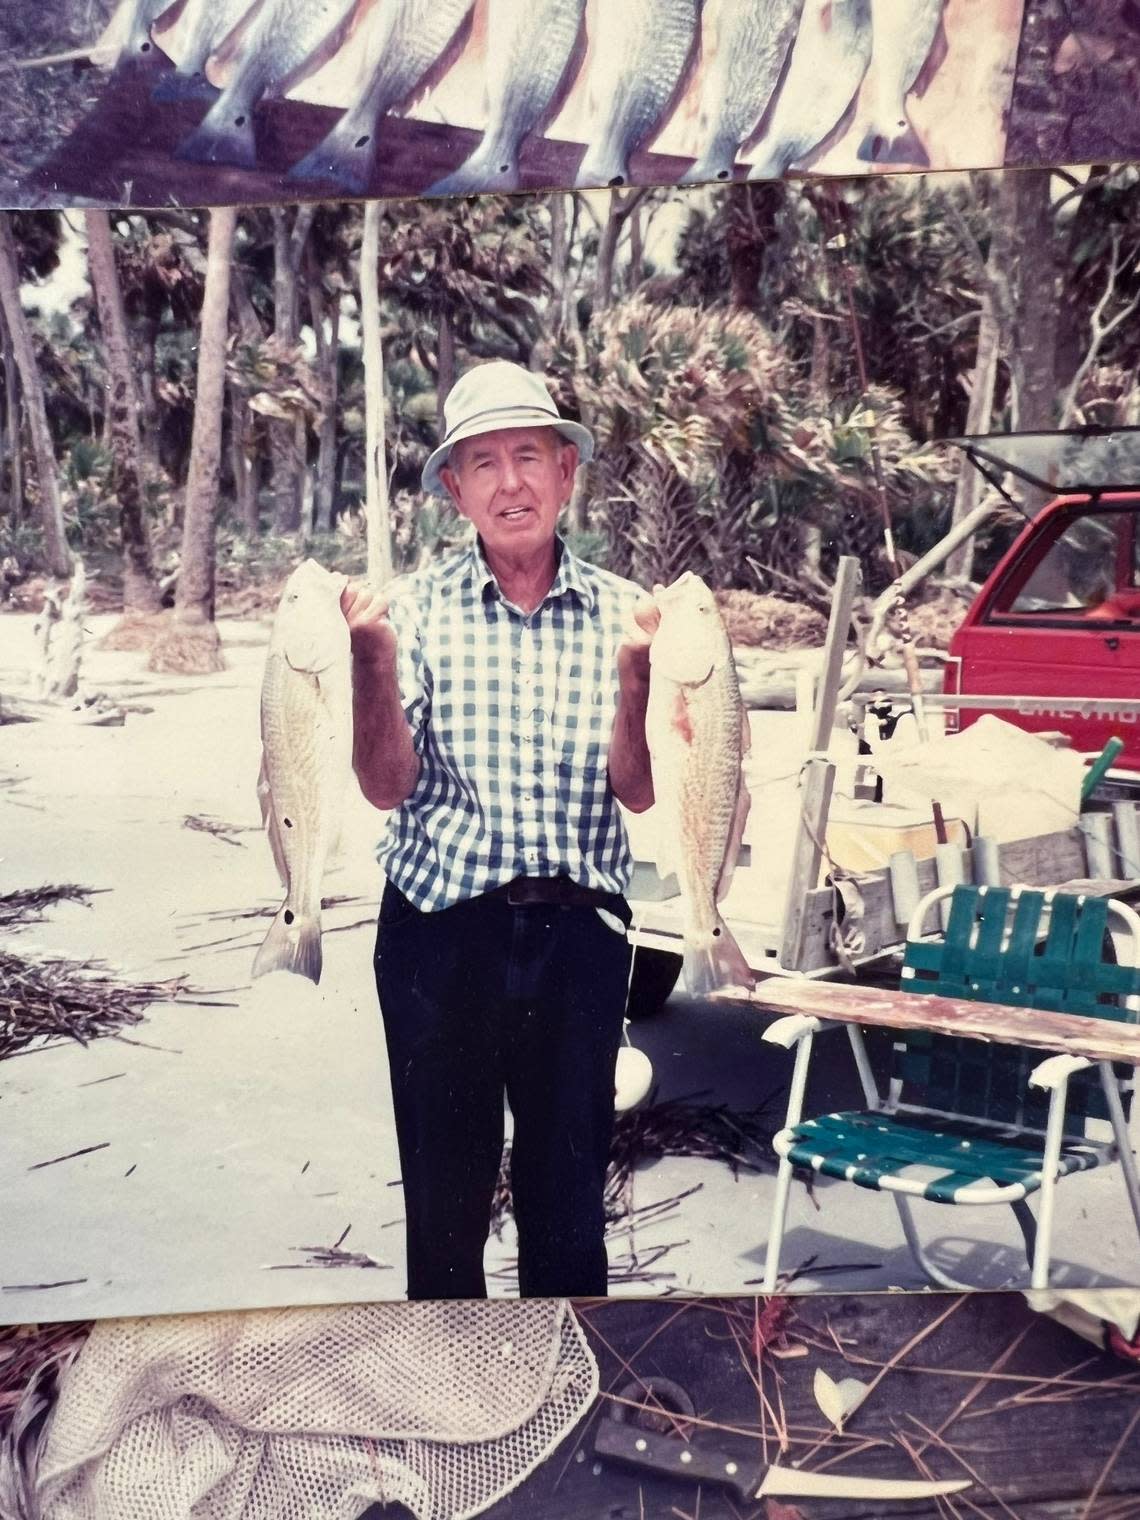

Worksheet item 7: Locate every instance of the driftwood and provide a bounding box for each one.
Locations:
[717,977,1140,1066]
[4,562,130,725]
[43,559,87,700]
[0,695,125,727]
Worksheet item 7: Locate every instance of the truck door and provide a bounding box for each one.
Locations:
[948,495,1140,768]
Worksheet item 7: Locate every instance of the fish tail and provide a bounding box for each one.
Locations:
[576,141,631,190]
[175,98,257,168]
[287,118,378,194]
[745,142,792,181]
[428,138,525,197]
[152,72,218,103]
[681,138,741,185]
[252,904,323,985]
[857,120,929,168]
[682,916,754,998]
[151,68,220,103]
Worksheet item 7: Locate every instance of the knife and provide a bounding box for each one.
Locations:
[594,1415,970,1502]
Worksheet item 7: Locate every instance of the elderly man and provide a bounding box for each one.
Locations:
[342,359,657,1300]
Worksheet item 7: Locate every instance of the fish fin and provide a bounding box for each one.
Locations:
[282,627,341,675]
[269,0,368,100]
[253,905,323,984]
[149,0,195,40]
[914,8,951,97]
[151,69,220,102]
[257,755,290,888]
[740,707,752,756]
[857,121,929,167]
[175,102,257,168]
[655,839,677,883]
[671,688,694,746]
[682,918,754,998]
[716,774,751,905]
[206,0,271,88]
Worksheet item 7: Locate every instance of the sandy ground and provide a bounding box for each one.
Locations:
[2,608,1138,1328]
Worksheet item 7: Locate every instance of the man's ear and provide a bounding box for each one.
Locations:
[558,440,579,499]
[439,463,468,519]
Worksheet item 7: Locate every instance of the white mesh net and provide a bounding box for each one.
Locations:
[35,1300,597,1520]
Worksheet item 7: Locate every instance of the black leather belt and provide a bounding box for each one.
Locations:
[488,876,623,910]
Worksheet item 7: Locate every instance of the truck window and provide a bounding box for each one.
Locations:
[1003,511,1131,615]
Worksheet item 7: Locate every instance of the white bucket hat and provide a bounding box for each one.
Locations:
[421,360,594,497]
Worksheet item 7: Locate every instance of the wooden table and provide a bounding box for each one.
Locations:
[715,977,1140,1067]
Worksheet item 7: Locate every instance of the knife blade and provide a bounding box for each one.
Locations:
[593,1415,970,1502]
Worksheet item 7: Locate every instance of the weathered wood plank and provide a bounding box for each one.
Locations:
[716,976,1140,1064]
[26,59,697,208]
[780,758,836,969]
[796,828,1118,973]
[779,558,859,971]
[1000,827,1089,888]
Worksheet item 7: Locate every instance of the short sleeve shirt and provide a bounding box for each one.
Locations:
[377,533,644,911]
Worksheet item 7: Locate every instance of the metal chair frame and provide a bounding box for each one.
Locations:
[761,884,1140,1291]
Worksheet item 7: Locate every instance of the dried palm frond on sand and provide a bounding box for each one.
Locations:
[1,950,220,1061]
[0,1322,92,1520]
[0,887,98,933]
[492,1095,777,1237]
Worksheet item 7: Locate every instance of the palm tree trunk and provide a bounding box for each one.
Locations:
[0,302,20,520]
[229,260,266,539]
[1009,167,1057,434]
[436,306,456,437]
[231,387,258,536]
[85,210,162,613]
[361,200,393,586]
[270,206,315,534]
[149,207,238,672]
[0,215,71,576]
[945,284,1001,582]
[134,309,162,479]
[308,268,339,534]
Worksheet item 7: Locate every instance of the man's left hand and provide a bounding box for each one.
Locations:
[617,595,660,688]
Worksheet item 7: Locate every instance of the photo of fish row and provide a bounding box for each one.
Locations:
[73,0,1023,204]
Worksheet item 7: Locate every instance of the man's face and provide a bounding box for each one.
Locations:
[441,426,577,560]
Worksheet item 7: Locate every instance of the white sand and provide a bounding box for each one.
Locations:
[1,609,1136,1326]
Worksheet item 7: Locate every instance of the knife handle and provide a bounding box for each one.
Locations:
[593,1418,754,1498]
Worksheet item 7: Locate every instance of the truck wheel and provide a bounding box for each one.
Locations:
[626,946,683,1020]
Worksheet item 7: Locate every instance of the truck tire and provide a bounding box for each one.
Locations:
[626,946,683,1020]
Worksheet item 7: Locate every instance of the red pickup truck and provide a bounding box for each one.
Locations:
[943,429,1140,783]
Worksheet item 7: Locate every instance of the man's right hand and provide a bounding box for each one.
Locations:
[341,581,398,669]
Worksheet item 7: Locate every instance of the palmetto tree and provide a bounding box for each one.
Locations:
[376,196,549,431]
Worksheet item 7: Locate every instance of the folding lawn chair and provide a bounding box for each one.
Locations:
[760,884,1140,1291]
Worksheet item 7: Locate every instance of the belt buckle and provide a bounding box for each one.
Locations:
[505,877,533,907]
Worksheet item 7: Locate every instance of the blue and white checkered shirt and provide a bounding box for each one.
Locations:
[378,533,644,912]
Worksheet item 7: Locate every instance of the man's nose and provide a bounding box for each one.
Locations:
[500,458,524,493]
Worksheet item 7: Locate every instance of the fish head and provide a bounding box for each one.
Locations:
[273,559,351,674]
[648,572,730,685]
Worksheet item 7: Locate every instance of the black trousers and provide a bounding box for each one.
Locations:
[374,880,632,1300]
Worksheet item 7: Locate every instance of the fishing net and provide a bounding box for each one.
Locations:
[34,1300,597,1520]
